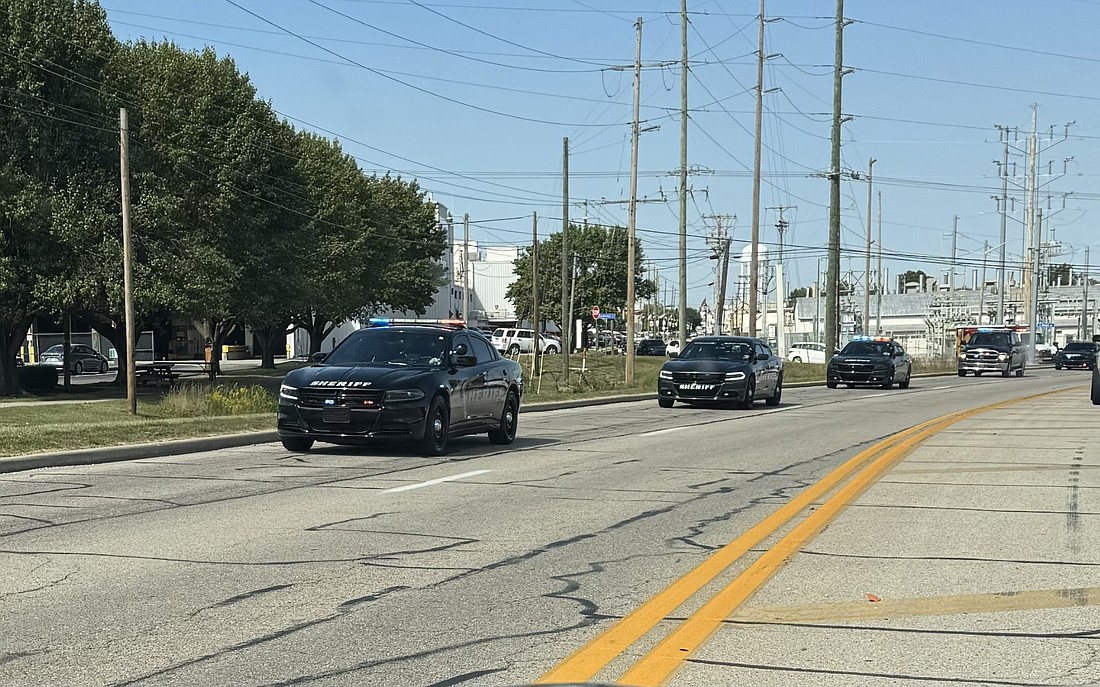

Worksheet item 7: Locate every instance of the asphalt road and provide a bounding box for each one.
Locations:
[0,367,1095,687]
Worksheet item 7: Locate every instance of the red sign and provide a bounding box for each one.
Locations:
[591,306,600,320]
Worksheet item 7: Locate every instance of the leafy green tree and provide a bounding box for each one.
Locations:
[505,223,656,328]
[786,287,808,306]
[0,0,118,394]
[289,132,447,355]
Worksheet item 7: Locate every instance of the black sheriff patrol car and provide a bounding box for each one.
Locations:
[278,320,523,455]
[827,336,912,389]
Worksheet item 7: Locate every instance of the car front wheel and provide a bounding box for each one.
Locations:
[791,356,802,363]
[899,368,912,389]
[74,361,83,375]
[658,397,674,408]
[488,391,519,445]
[281,436,314,452]
[765,374,782,406]
[418,396,450,455]
[739,377,756,409]
[507,344,521,355]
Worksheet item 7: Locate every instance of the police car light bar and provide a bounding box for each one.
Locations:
[851,335,893,342]
[367,318,467,328]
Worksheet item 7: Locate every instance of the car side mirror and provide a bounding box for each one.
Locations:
[310,352,327,363]
[756,353,770,361]
[668,351,679,359]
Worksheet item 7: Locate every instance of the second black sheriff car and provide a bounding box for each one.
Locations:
[1054,341,1098,370]
[278,319,523,456]
[827,336,912,389]
[657,336,783,409]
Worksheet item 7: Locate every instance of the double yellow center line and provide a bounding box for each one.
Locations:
[537,389,1068,686]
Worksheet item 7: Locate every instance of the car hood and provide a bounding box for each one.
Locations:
[661,359,752,373]
[285,364,439,389]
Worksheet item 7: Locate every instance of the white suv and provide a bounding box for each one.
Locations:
[787,341,828,363]
[491,328,560,355]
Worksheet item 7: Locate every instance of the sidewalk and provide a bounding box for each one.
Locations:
[681,389,1100,686]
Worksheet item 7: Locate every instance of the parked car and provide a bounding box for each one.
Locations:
[38,344,110,374]
[1054,341,1098,370]
[786,342,829,364]
[491,328,560,355]
[657,336,783,409]
[635,339,667,356]
[666,339,681,357]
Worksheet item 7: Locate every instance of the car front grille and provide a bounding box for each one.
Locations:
[298,388,386,408]
[965,351,1001,361]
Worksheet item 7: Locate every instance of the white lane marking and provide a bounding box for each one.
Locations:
[865,393,889,398]
[384,470,491,493]
[933,385,951,390]
[640,427,686,437]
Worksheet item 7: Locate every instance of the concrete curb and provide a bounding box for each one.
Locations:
[1,370,962,474]
[0,430,279,475]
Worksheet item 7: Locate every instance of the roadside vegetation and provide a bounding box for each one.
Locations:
[0,384,275,457]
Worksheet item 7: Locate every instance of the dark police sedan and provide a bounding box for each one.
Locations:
[1054,341,1098,370]
[657,336,783,409]
[278,320,523,455]
[827,336,912,389]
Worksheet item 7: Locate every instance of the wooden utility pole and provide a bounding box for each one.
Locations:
[980,240,989,324]
[678,0,689,349]
[824,0,846,361]
[748,0,766,337]
[1083,247,1091,340]
[625,17,642,383]
[561,137,570,380]
[462,213,470,323]
[875,190,883,333]
[1023,105,1038,336]
[863,157,875,335]
[532,212,540,376]
[120,108,137,415]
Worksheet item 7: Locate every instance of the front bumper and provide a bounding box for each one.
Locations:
[657,378,747,402]
[958,360,1009,373]
[1055,357,1095,369]
[277,399,429,444]
[828,365,894,385]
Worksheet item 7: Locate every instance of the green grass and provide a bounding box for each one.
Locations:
[0,385,276,457]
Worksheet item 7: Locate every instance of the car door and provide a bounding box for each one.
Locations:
[469,336,506,424]
[754,341,776,396]
[893,343,911,377]
[447,334,479,429]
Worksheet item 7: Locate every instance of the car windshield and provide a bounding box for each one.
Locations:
[678,340,754,361]
[841,341,892,356]
[323,329,448,367]
[1063,342,1094,351]
[969,332,1012,347]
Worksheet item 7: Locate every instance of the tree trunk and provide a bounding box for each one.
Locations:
[299,312,337,355]
[252,323,288,370]
[192,319,238,376]
[0,317,33,396]
[89,318,128,387]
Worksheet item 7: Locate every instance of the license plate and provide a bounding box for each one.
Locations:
[322,407,351,424]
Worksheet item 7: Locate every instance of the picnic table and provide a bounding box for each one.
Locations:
[135,361,212,386]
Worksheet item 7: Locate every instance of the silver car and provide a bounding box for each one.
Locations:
[38,344,110,374]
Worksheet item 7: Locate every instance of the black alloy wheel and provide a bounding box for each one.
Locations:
[488,391,519,445]
[899,368,911,389]
[281,436,314,452]
[739,377,756,409]
[765,374,782,406]
[418,395,450,456]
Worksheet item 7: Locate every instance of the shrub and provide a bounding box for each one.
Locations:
[162,383,275,417]
[18,365,57,391]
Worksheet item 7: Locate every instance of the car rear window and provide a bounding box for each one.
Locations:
[1064,342,1094,351]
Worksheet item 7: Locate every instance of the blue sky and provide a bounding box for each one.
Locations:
[102,0,1100,310]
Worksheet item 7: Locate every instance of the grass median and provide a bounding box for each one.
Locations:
[0,384,275,457]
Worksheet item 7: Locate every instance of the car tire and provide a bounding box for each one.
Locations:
[100,361,108,374]
[765,375,782,406]
[826,380,837,389]
[1015,365,1025,377]
[1055,363,1062,370]
[658,397,674,408]
[739,377,756,409]
[545,346,558,355]
[974,371,983,377]
[791,356,802,363]
[74,361,83,375]
[281,437,314,452]
[1091,366,1100,405]
[957,370,967,377]
[418,395,450,456]
[898,369,911,389]
[488,391,519,445]
[507,344,521,355]
[880,373,894,390]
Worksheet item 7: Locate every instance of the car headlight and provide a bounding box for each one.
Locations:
[384,389,425,402]
[725,371,746,381]
[998,353,1008,361]
[659,370,673,380]
[279,384,298,400]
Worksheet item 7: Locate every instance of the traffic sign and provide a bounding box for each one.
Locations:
[592,306,600,320]
[598,313,616,320]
